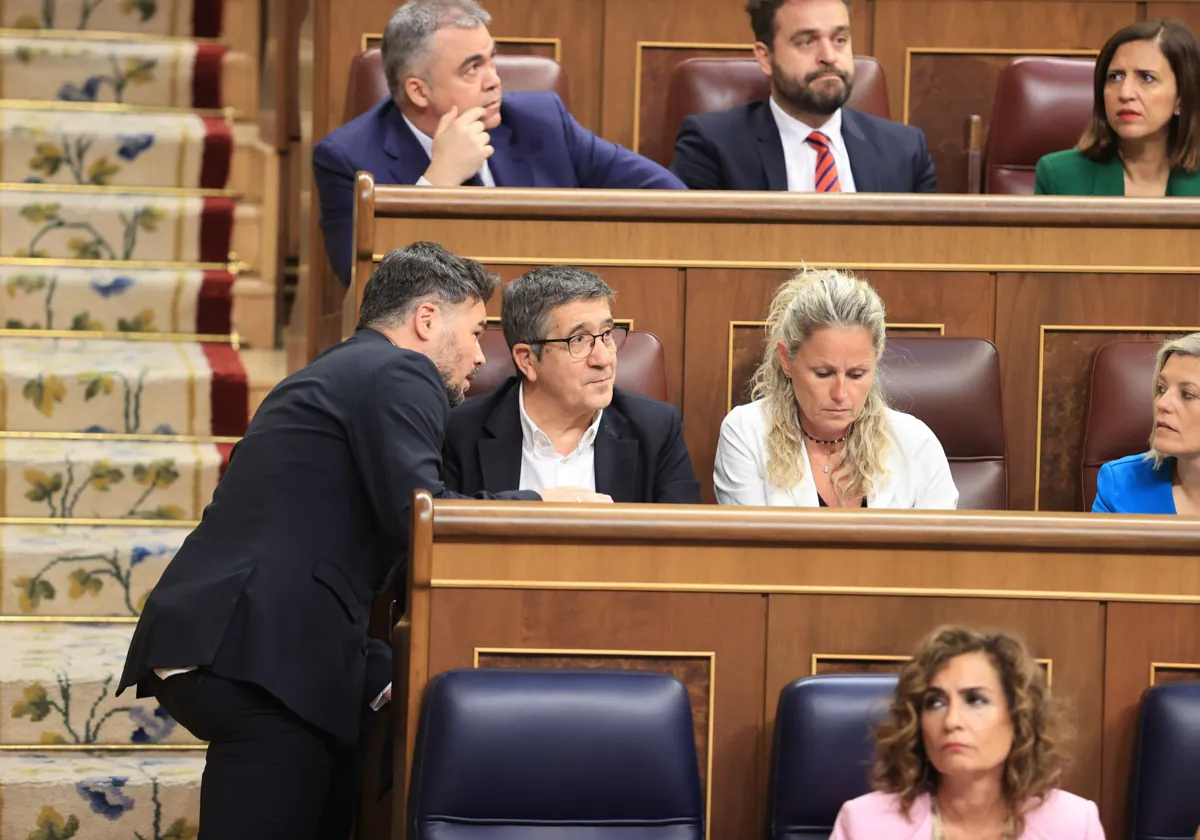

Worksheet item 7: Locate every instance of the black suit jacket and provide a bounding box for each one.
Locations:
[442,377,702,504]
[670,100,937,193]
[117,329,538,746]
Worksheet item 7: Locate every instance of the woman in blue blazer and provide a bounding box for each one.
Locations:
[1093,333,1200,514]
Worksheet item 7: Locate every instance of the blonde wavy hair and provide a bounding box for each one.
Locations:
[750,267,890,501]
[872,626,1072,837]
[1146,332,1200,469]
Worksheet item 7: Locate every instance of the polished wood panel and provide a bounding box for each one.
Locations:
[601,0,754,150]
[392,497,1200,840]
[764,595,1105,801]
[427,589,768,840]
[1102,602,1200,838]
[876,0,1133,124]
[993,272,1200,511]
[635,44,752,166]
[906,50,1094,194]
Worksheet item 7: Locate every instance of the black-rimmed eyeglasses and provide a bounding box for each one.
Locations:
[528,326,628,359]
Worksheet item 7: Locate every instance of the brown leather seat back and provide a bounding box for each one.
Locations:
[879,337,1008,510]
[471,328,669,402]
[345,48,570,123]
[1079,340,1159,510]
[983,56,1094,194]
[656,56,889,166]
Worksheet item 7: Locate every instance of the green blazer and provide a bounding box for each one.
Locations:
[1034,148,1200,196]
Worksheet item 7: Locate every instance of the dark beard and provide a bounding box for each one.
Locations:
[773,59,853,116]
[441,366,478,409]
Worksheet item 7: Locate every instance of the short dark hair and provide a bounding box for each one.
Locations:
[501,266,615,362]
[745,0,850,46]
[356,241,498,331]
[1078,18,1200,172]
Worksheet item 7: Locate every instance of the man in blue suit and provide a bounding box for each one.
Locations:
[314,0,685,287]
[670,0,936,194]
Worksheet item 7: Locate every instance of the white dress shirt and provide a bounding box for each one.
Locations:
[713,401,958,509]
[768,98,856,193]
[518,385,603,491]
[403,112,495,187]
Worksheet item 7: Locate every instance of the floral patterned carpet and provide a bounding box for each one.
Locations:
[0,1,254,836]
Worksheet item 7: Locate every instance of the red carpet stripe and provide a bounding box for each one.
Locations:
[197,269,235,335]
[193,44,228,109]
[200,116,233,189]
[201,342,249,437]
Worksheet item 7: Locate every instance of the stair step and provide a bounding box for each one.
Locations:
[2,337,247,436]
[0,752,203,835]
[1,0,224,37]
[3,266,235,336]
[0,108,232,190]
[0,189,233,264]
[0,437,227,520]
[0,35,225,109]
[1,522,185,617]
[0,623,201,746]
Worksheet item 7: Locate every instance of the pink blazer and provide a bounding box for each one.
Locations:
[830,790,1105,840]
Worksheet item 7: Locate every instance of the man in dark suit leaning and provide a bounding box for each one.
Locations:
[670,0,936,193]
[117,243,610,840]
[313,0,685,286]
[443,267,703,504]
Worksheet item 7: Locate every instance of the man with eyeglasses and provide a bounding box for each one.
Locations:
[442,266,702,503]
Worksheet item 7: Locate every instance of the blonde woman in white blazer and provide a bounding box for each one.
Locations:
[714,268,958,510]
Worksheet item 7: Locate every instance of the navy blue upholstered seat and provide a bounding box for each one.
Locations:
[407,668,704,840]
[768,674,898,840]
[1129,682,1200,840]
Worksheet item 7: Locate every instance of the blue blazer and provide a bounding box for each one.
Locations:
[313,91,686,285]
[670,99,937,193]
[1092,453,1176,514]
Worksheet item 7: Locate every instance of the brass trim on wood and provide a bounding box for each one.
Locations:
[432,578,1200,604]
[0,614,138,622]
[0,27,222,43]
[725,321,947,413]
[632,40,752,153]
[901,47,1098,125]
[1150,661,1200,686]
[360,31,562,62]
[0,517,198,527]
[811,652,1053,687]
[1033,324,1200,511]
[0,257,228,270]
[0,431,241,444]
[473,646,716,839]
[0,743,205,750]
[0,99,236,118]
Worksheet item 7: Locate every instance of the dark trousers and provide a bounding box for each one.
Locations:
[153,669,369,840]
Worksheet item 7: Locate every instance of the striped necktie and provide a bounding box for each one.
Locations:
[805,130,841,193]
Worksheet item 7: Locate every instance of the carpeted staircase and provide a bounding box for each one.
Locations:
[0,1,275,834]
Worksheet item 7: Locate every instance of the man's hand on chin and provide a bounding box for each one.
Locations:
[421,105,494,186]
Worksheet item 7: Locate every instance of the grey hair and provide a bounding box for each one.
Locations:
[381,0,492,97]
[501,266,616,366]
[1146,332,1200,468]
[356,241,497,331]
[750,267,891,500]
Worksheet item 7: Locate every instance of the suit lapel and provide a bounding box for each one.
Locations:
[594,409,639,502]
[383,106,431,184]
[478,383,523,491]
[486,119,534,187]
[841,110,881,192]
[753,101,789,191]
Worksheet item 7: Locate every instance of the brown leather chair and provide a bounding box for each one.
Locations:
[879,337,1008,510]
[654,56,890,167]
[469,327,669,402]
[973,56,1095,194]
[1079,340,1159,510]
[344,48,571,123]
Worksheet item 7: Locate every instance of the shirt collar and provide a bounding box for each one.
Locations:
[768,96,845,147]
[401,111,435,158]
[518,383,603,458]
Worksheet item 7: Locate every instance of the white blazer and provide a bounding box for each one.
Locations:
[713,400,959,509]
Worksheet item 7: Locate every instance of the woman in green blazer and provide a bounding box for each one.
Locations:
[1035,18,1200,197]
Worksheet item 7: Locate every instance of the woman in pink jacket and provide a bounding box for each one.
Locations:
[831,626,1104,840]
